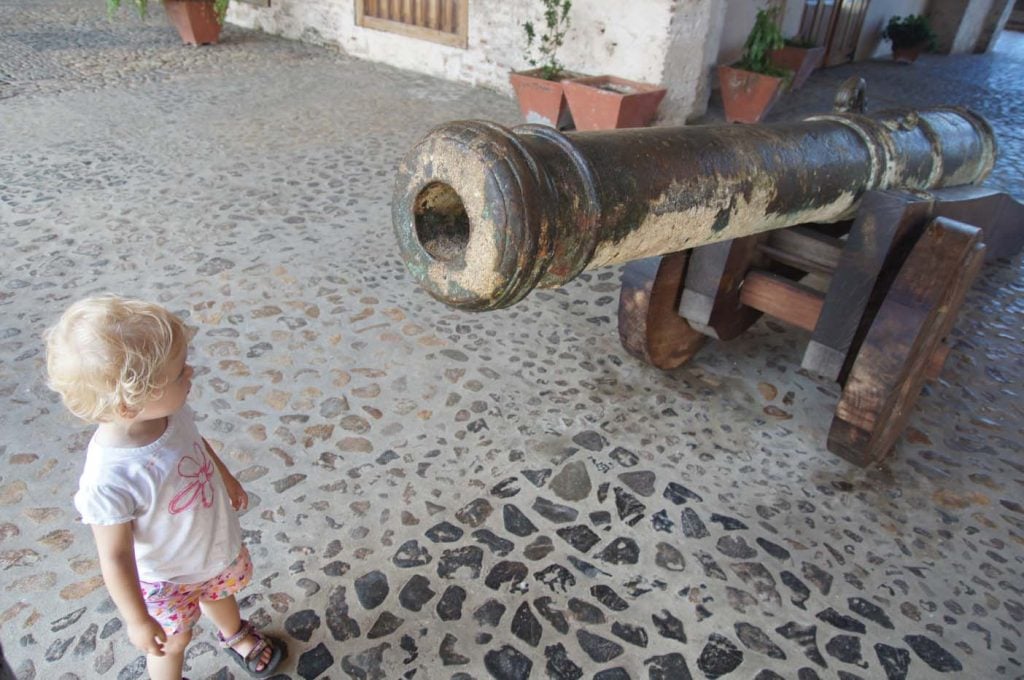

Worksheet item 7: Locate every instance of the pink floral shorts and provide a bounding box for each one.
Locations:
[139,546,253,635]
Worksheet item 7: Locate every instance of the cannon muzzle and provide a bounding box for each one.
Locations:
[392,106,994,310]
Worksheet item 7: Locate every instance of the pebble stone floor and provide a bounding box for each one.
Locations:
[2,2,1023,679]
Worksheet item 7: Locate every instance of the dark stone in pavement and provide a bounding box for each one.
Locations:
[325,586,361,641]
[425,520,464,543]
[297,642,334,680]
[366,611,404,639]
[618,470,656,496]
[567,597,605,624]
[645,652,693,679]
[848,597,894,629]
[697,633,744,678]
[734,622,785,659]
[775,622,826,668]
[717,535,757,559]
[522,468,552,487]
[455,498,493,527]
[756,537,790,560]
[392,539,432,568]
[484,560,528,591]
[780,570,811,609]
[524,535,555,560]
[576,629,623,662]
[664,482,703,504]
[544,642,583,680]
[709,513,747,530]
[816,608,866,634]
[437,545,483,579]
[533,596,569,634]
[594,669,630,680]
[904,634,962,672]
[474,599,507,627]
[472,528,514,556]
[614,487,646,526]
[436,585,467,621]
[826,634,862,665]
[510,601,543,647]
[284,609,321,642]
[548,461,591,501]
[398,574,436,612]
[591,585,629,611]
[652,609,687,643]
[875,642,911,679]
[556,524,601,552]
[534,564,576,592]
[680,508,709,538]
[611,621,648,647]
[353,570,389,610]
[655,541,686,571]
[503,504,538,537]
[595,537,639,564]
[341,642,390,680]
[532,496,579,523]
[439,633,469,665]
[484,644,533,680]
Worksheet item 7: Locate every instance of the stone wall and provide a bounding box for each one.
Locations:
[227,0,719,123]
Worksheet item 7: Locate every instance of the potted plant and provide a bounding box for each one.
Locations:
[562,76,667,130]
[718,7,792,123]
[881,14,938,63]
[107,0,230,45]
[769,36,825,90]
[509,0,584,129]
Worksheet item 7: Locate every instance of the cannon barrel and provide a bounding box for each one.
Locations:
[392,106,995,310]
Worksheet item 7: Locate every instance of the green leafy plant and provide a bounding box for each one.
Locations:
[523,0,572,81]
[881,14,937,51]
[735,7,789,77]
[107,0,230,24]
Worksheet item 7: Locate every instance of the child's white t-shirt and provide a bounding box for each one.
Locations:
[74,405,242,584]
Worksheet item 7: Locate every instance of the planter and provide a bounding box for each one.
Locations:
[164,0,222,45]
[561,76,667,131]
[892,43,926,63]
[717,65,786,124]
[509,69,584,129]
[769,45,825,90]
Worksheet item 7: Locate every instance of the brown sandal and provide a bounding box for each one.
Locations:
[216,619,285,677]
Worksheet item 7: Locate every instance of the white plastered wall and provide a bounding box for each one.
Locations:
[228,0,719,122]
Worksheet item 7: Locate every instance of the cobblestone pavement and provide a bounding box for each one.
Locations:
[2,1,1023,679]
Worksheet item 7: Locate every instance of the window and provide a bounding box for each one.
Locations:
[355,0,468,49]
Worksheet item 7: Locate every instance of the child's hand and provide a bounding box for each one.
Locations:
[127,616,167,656]
[223,473,249,511]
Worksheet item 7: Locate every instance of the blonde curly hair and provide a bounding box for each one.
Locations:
[45,295,189,422]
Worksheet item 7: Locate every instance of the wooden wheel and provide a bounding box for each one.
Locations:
[828,217,986,466]
[618,252,706,370]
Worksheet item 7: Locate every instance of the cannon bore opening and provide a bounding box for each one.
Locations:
[414,182,470,264]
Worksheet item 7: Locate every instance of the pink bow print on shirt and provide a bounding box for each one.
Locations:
[168,442,216,515]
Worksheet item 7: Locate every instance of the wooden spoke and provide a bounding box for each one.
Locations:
[618,252,706,370]
[828,217,986,466]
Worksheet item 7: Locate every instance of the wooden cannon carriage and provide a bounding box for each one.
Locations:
[392,79,1024,465]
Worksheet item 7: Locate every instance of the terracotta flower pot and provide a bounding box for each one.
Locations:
[768,45,825,90]
[717,65,786,124]
[163,0,222,45]
[561,76,667,131]
[892,44,926,63]
[509,69,583,129]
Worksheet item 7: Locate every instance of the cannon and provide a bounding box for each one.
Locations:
[392,80,1023,465]
[393,82,995,311]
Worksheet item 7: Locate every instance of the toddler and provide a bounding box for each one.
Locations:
[45,295,284,679]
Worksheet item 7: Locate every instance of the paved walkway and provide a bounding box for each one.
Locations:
[1,2,1022,679]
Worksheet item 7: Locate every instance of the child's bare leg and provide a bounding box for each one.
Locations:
[200,596,273,669]
[146,629,190,680]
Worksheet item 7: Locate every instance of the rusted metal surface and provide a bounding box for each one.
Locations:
[392,107,996,310]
